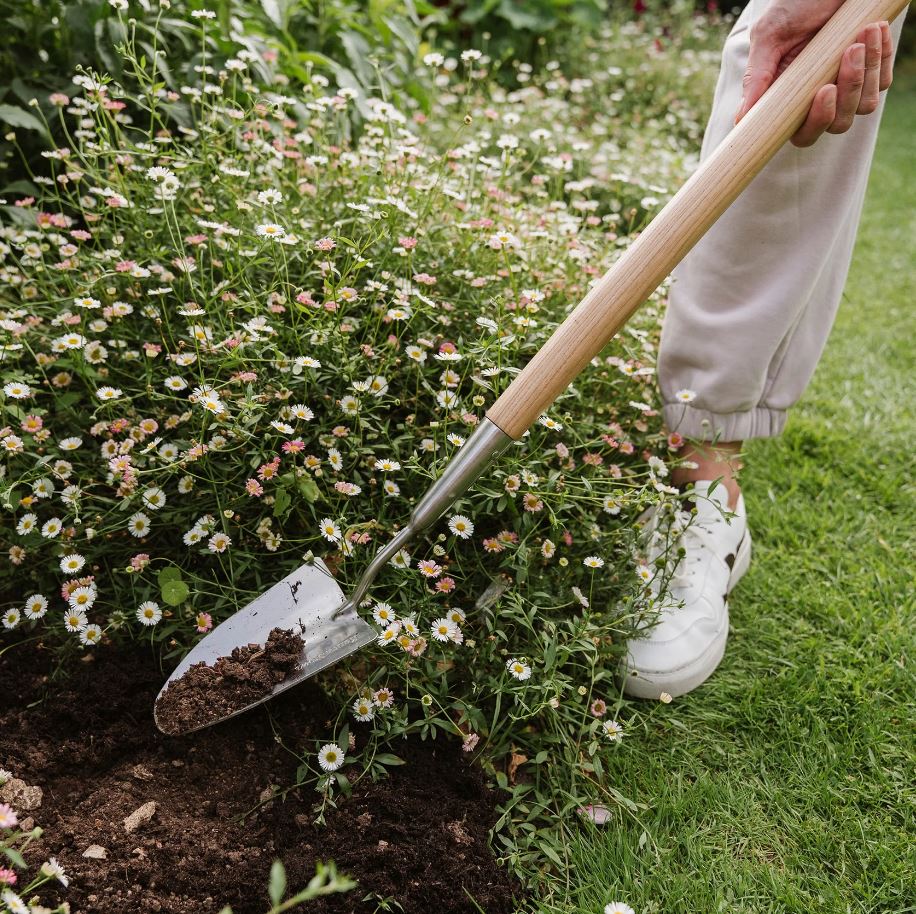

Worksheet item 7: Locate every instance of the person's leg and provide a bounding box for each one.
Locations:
[658,5,906,496]
[620,5,906,701]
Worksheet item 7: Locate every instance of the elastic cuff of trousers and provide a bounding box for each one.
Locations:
[661,403,788,441]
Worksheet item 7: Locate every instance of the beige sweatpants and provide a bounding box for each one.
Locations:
[658,2,907,442]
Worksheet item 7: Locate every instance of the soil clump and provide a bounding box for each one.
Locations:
[154,627,304,734]
[1,640,519,914]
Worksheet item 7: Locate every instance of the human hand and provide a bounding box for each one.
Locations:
[735,1,895,147]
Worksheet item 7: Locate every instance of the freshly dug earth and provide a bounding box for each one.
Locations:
[155,627,305,735]
[1,642,520,914]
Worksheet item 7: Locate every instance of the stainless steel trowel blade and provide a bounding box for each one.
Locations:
[154,558,376,734]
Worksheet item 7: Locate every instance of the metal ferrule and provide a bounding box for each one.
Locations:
[334,418,513,614]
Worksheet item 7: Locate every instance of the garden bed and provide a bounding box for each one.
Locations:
[1,641,519,914]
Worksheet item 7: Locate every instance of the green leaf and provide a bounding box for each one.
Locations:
[2,846,26,868]
[268,859,286,906]
[296,474,320,503]
[161,579,190,606]
[157,566,184,586]
[333,771,351,796]
[273,487,292,518]
[373,753,406,766]
[0,103,48,136]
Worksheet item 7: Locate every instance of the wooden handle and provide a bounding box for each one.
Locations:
[486,0,909,440]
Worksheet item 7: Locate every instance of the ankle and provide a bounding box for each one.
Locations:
[670,440,744,511]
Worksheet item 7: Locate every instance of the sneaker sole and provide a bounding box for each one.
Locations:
[619,529,752,700]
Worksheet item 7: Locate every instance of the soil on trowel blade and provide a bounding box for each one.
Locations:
[0,641,520,914]
[155,627,305,734]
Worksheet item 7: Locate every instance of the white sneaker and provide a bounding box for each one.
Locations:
[619,480,752,699]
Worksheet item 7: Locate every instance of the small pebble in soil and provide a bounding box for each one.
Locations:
[155,627,305,735]
[123,800,157,834]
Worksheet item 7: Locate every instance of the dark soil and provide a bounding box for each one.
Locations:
[155,627,305,735]
[1,642,520,914]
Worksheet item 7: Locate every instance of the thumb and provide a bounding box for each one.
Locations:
[735,32,783,123]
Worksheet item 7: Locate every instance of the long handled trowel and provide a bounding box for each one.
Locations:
[155,0,909,733]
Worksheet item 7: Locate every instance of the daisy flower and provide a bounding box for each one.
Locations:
[538,414,564,431]
[59,436,83,450]
[377,623,401,646]
[317,743,345,772]
[319,518,342,542]
[3,381,31,399]
[128,512,151,538]
[402,617,419,637]
[136,601,162,626]
[164,375,188,391]
[146,165,176,182]
[63,609,88,632]
[430,617,458,642]
[602,719,624,742]
[74,295,100,309]
[256,223,286,240]
[541,539,556,559]
[418,559,442,579]
[208,532,231,553]
[0,804,18,828]
[339,395,359,416]
[674,388,697,403]
[583,555,605,568]
[372,602,396,625]
[2,890,27,914]
[506,658,532,681]
[15,513,37,535]
[32,477,53,498]
[23,594,48,619]
[289,404,314,421]
[183,527,205,546]
[636,564,652,583]
[40,518,63,538]
[390,549,410,569]
[352,697,375,722]
[59,553,86,574]
[257,188,283,205]
[374,458,400,471]
[195,612,213,633]
[1,608,20,630]
[40,858,68,887]
[448,514,474,538]
[368,376,388,397]
[80,624,103,646]
[372,687,395,708]
[436,389,459,409]
[142,487,167,510]
[96,386,123,400]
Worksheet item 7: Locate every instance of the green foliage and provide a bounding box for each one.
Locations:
[217,859,355,913]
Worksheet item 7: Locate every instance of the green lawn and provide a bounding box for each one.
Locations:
[541,75,916,914]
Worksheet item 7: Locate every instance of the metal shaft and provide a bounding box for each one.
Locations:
[332,418,513,616]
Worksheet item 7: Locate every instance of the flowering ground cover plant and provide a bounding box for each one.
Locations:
[0,4,725,905]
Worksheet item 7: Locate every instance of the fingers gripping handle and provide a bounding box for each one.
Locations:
[485,0,909,441]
